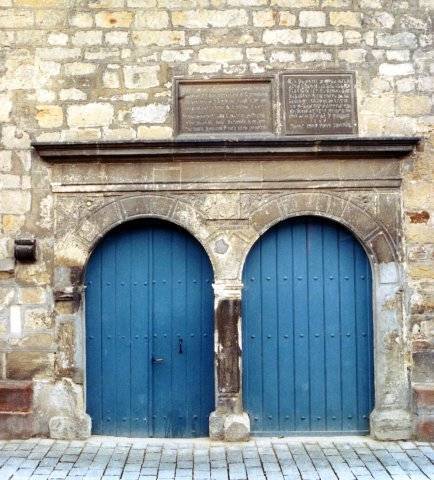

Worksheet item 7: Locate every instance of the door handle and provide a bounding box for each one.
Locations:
[178,338,183,354]
[152,356,164,364]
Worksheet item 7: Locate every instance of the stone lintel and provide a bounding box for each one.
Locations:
[33,136,421,162]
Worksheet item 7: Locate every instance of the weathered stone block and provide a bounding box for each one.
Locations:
[252,10,274,27]
[105,31,129,45]
[131,104,170,124]
[72,30,103,47]
[48,32,68,46]
[329,11,362,27]
[396,96,432,115]
[0,152,12,173]
[377,32,418,49]
[69,12,93,28]
[371,408,412,440]
[137,126,173,139]
[95,11,133,28]
[317,31,343,45]
[0,380,32,413]
[19,333,54,350]
[103,70,120,88]
[172,9,248,28]
[224,413,250,441]
[0,412,34,439]
[269,50,295,63]
[49,414,91,440]
[263,29,303,45]
[64,63,97,76]
[123,65,160,89]
[36,106,63,129]
[0,10,33,29]
[198,48,243,62]
[375,12,395,29]
[413,351,434,383]
[133,30,185,47]
[251,200,282,233]
[120,195,176,219]
[6,352,54,380]
[414,384,434,413]
[379,63,415,76]
[209,411,225,440]
[414,415,434,441]
[369,233,395,263]
[301,51,333,62]
[0,95,12,122]
[278,12,296,26]
[161,49,193,62]
[299,11,326,27]
[36,47,81,61]
[134,10,168,29]
[0,191,31,215]
[67,103,114,128]
[24,308,53,331]
[338,49,367,63]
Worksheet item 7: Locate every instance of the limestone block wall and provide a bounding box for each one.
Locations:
[0,0,432,439]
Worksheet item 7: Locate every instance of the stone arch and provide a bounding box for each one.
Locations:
[238,191,410,440]
[55,193,216,279]
[238,191,400,281]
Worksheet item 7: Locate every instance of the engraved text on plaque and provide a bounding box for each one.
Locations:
[175,78,274,135]
[282,72,357,135]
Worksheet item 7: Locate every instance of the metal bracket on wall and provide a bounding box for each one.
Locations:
[14,238,37,263]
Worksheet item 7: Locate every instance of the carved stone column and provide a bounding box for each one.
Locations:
[209,281,250,441]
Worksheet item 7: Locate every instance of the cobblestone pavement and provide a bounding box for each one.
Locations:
[0,437,432,480]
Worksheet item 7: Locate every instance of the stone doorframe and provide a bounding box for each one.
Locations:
[35,135,420,441]
[54,190,409,442]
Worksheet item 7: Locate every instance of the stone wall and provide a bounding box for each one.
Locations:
[0,0,432,440]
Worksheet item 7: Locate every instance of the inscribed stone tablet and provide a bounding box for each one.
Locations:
[175,78,274,136]
[281,72,358,135]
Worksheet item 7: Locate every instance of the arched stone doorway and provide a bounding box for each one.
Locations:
[84,218,215,438]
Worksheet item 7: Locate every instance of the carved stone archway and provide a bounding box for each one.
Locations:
[35,136,420,441]
[235,192,410,440]
[55,193,216,275]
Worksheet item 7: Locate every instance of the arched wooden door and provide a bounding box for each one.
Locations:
[85,220,214,437]
[242,216,374,435]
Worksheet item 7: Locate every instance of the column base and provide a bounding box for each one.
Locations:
[370,408,412,440]
[49,414,91,440]
[209,411,250,442]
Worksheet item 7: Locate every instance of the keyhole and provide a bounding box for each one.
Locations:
[178,338,183,354]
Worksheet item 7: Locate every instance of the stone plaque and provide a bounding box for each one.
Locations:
[174,78,274,136]
[281,72,358,135]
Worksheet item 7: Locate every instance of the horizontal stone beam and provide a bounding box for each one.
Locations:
[32,136,421,162]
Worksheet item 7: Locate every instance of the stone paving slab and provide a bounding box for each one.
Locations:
[0,437,432,480]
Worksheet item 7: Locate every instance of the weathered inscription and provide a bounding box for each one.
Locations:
[282,73,357,135]
[175,78,274,135]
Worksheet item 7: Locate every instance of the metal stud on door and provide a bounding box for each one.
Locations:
[85,220,215,438]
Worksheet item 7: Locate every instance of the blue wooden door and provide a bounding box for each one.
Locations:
[242,217,374,435]
[85,220,214,437]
